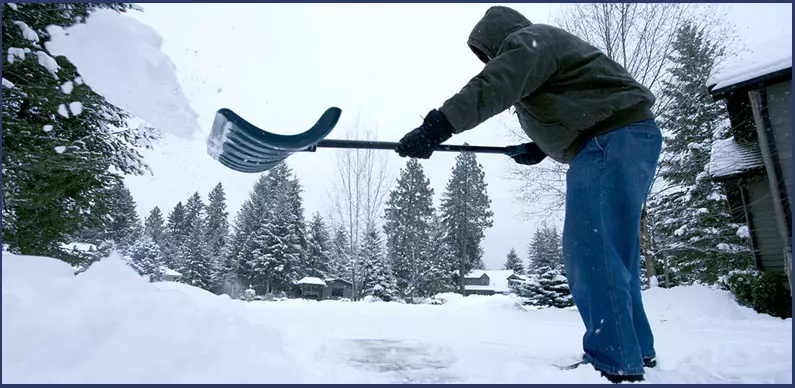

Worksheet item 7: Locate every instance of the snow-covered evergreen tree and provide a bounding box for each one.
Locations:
[513,221,572,308]
[205,183,230,292]
[178,215,212,290]
[1,3,157,264]
[125,235,163,281]
[231,162,303,294]
[358,221,399,301]
[104,180,142,250]
[649,21,753,286]
[503,248,524,274]
[205,183,229,259]
[143,206,166,247]
[305,212,333,278]
[527,220,563,274]
[417,212,457,295]
[162,201,188,269]
[330,224,352,280]
[184,192,205,227]
[384,159,439,300]
[440,149,494,294]
[511,267,573,308]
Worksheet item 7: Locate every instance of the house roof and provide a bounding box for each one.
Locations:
[463,269,518,293]
[707,34,792,97]
[324,277,352,285]
[60,242,97,252]
[296,277,327,286]
[159,266,181,277]
[708,136,766,180]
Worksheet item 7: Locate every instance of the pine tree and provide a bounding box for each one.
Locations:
[512,221,572,308]
[126,235,163,281]
[144,206,166,247]
[205,183,229,292]
[440,149,494,294]
[358,221,400,301]
[330,224,352,280]
[1,3,157,264]
[205,183,229,260]
[649,21,753,286]
[418,212,457,295]
[527,220,563,274]
[305,212,333,278]
[285,177,307,277]
[504,248,524,274]
[384,159,437,300]
[231,162,303,294]
[178,215,212,290]
[162,201,188,269]
[104,180,142,249]
[184,192,205,227]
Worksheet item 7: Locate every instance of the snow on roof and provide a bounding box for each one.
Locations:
[296,277,327,286]
[60,242,97,252]
[707,34,792,93]
[159,266,181,277]
[324,277,352,285]
[463,270,518,293]
[708,136,765,179]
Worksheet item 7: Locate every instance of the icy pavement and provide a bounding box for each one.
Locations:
[2,252,792,384]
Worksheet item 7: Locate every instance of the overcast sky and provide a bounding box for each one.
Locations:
[123,3,792,269]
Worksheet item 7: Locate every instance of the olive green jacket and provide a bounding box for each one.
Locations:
[439,6,655,163]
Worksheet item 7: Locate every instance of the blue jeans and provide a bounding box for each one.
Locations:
[562,119,662,376]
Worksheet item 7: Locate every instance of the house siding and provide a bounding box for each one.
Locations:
[746,175,787,272]
[322,280,353,300]
[766,81,792,209]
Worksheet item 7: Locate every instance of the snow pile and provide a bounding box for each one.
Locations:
[432,291,465,304]
[1,252,300,384]
[707,34,792,91]
[44,9,200,139]
[440,293,526,314]
[642,284,782,324]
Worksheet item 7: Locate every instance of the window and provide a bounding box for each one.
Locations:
[332,288,344,297]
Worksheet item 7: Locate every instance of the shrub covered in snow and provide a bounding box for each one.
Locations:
[719,269,791,318]
[510,267,574,309]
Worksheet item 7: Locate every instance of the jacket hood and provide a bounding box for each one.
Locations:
[468,6,533,63]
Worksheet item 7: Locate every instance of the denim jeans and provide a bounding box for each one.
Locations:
[562,119,662,376]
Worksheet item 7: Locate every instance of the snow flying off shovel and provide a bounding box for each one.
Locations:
[206,107,518,173]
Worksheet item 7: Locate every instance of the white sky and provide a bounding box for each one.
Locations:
[123,3,792,269]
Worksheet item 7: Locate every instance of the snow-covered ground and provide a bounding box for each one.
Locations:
[2,253,791,384]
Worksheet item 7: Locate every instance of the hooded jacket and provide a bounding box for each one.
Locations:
[439,6,656,164]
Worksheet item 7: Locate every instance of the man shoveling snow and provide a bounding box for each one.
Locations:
[395,5,661,383]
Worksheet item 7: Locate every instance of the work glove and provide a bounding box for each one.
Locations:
[395,109,454,159]
[505,142,547,165]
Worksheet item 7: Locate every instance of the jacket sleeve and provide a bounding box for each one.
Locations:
[439,29,557,134]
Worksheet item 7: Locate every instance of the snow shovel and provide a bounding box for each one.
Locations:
[206,107,522,173]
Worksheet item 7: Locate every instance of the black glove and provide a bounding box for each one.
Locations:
[506,142,547,165]
[395,109,454,159]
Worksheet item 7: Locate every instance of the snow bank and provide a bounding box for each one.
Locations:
[642,284,784,324]
[440,293,526,314]
[45,9,200,139]
[1,252,300,384]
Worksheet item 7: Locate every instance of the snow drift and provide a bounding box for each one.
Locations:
[45,9,200,139]
[1,252,298,384]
